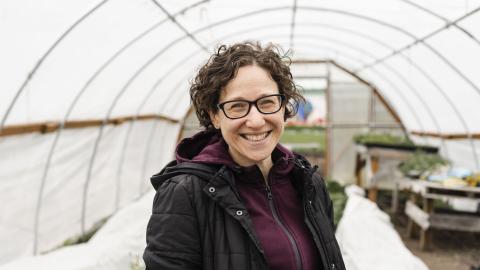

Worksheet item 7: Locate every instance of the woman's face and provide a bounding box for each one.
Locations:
[210,65,285,167]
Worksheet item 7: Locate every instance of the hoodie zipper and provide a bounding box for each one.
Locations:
[265,183,303,270]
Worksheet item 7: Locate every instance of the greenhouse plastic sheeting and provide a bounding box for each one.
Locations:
[0,121,180,263]
[0,190,154,270]
[336,185,429,270]
[2,0,480,265]
[2,0,480,131]
[0,185,430,270]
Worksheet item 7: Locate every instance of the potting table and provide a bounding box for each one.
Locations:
[354,144,412,202]
[399,179,480,250]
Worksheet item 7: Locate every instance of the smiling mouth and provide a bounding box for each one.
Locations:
[241,131,272,142]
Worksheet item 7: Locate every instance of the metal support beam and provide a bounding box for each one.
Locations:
[398,0,480,46]
[23,4,480,253]
[289,0,298,50]
[32,0,207,252]
[0,0,110,134]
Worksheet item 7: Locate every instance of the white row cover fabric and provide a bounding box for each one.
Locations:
[1,184,428,270]
[0,121,180,264]
[336,185,429,270]
[0,190,153,270]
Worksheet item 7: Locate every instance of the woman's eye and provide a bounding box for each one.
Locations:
[260,100,274,105]
[259,99,275,107]
[228,102,247,110]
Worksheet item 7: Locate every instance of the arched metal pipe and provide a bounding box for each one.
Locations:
[398,0,480,46]
[132,5,480,174]
[127,26,416,199]
[138,120,165,196]
[0,0,110,133]
[151,0,209,51]
[82,5,480,237]
[80,34,192,233]
[289,0,298,50]
[32,0,208,250]
[354,5,480,96]
[261,6,480,167]
[290,34,426,129]
[82,0,217,228]
[134,40,419,196]
[36,4,480,245]
[278,38,478,162]
[29,0,111,254]
[138,77,191,196]
[115,56,200,206]
[8,2,478,255]
[135,20,478,193]
[289,23,449,152]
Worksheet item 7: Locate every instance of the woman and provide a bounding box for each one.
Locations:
[143,41,345,270]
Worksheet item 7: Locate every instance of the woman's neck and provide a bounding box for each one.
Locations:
[256,157,273,184]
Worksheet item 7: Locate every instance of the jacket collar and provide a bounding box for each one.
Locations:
[176,130,295,185]
[201,165,265,253]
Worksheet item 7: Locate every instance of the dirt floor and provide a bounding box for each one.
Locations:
[303,155,480,270]
[394,219,480,270]
[382,197,480,270]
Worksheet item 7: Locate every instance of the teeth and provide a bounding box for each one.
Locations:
[244,132,269,141]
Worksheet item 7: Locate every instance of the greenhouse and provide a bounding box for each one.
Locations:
[1,0,479,269]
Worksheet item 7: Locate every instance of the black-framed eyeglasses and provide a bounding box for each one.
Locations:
[217,94,285,119]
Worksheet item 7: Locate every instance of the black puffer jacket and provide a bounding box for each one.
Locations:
[143,157,346,270]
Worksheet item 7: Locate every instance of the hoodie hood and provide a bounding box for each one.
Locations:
[150,160,221,190]
[176,130,236,166]
[175,130,295,182]
[150,130,228,190]
[151,130,316,189]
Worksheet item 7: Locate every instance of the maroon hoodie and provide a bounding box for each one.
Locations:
[176,131,320,270]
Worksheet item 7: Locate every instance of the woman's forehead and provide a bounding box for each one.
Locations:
[219,66,278,101]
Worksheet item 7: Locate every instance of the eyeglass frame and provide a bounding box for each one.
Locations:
[216,94,286,119]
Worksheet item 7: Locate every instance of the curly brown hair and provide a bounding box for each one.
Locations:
[189,41,305,130]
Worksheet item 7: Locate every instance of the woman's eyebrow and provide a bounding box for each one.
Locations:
[223,93,275,102]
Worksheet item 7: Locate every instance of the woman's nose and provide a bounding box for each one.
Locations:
[245,105,266,127]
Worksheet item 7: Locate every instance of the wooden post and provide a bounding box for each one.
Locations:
[368,187,378,202]
[420,197,434,250]
[391,180,399,213]
[354,153,364,186]
[406,193,418,238]
[367,156,379,202]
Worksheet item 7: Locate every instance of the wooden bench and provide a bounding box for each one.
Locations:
[400,179,480,250]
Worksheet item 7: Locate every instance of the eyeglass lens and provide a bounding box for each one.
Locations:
[222,95,282,119]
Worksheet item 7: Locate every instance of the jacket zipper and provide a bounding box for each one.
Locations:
[265,184,303,270]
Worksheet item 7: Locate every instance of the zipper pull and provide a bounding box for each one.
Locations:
[265,185,273,200]
[331,263,336,270]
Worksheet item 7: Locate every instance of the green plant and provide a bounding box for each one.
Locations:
[353,132,414,146]
[280,126,326,153]
[325,180,347,227]
[129,254,145,270]
[291,147,324,156]
[284,125,325,132]
[61,217,109,247]
[398,150,449,177]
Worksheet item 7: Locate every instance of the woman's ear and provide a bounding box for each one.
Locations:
[209,111,220,129]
